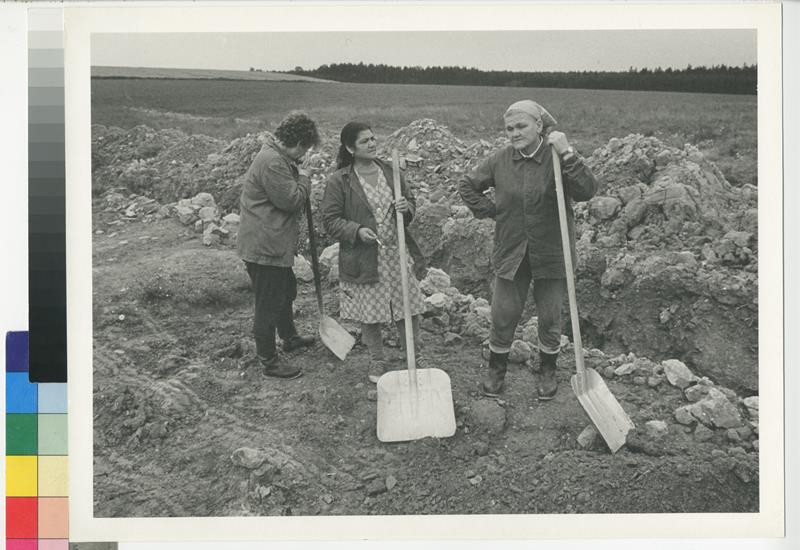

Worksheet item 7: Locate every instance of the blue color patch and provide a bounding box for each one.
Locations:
[37,382,68,413]
[5,331,29,372]
[6,372,38,413]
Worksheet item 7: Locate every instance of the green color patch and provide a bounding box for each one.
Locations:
[6,414,38,455]
[38,414,68,455]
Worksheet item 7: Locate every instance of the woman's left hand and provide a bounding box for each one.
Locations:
[547,131,570,155]
[395,197,410,213]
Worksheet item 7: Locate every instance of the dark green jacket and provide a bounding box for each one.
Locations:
[459,143,598,280]
[321,159,421,284]
[237,137,310,267]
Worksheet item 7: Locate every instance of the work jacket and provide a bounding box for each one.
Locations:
[458,143,599,280]
[237,137,310,267]
[321,159,422,284]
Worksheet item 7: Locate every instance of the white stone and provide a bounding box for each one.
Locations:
[222,213,241,225]
[293,255,314,282]
[689,388,743,429]
[521,317,539,348]
[175,205,197,225]
[319,242,340,268]
[198,206,217,222]
[191,192,216,208]
[425,292,453,312]
[420,268,452,296]
[508,340,533,364]
[662,359,698,389]
[743,396,759,421]
[615,363,636,376]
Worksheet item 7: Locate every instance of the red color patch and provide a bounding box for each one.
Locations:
[4,497,37,538]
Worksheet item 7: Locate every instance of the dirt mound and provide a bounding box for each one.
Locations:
[91,120,758,393]
[380,118,506,199]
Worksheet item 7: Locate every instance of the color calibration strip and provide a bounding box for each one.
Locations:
[6,331,69,548]
[29,7,67,384]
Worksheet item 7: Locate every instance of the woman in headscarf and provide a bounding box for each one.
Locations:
[321,122,427,383]
[458,101,599,399]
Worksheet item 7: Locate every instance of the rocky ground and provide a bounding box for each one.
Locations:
[91,119,759,517]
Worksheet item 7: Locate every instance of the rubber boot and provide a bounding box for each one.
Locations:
[480,351,508,397]
[537,351,559,400]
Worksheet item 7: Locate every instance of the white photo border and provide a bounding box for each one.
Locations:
[66,1,784,541]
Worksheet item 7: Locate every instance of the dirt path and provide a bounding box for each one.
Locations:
[92,214,758,517]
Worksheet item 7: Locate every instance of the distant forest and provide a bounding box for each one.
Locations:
[285,63,757,95]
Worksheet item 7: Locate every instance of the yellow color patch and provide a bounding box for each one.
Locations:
[38,455,68,496]
[6,455,38,496]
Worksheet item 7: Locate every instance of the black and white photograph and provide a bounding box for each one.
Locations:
[68,1,783,541]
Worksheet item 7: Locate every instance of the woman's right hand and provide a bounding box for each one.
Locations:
[357,227,379,243]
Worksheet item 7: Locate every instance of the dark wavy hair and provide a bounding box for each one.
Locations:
[336,121,372,169]
[274,111,321,149]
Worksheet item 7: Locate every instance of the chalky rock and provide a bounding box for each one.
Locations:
[231,447,268,469]
[684,383,711,403]
[614,363,635,376]
[425,292,453,312]
[662,359,698,389]
[521,317,539,348]
[687,388,743,429]
[175,205,197,225]
[198,206,217,222]
[419,268,452,296]
[743,396,759,421]
[222,213,241,225]
[508,340,533,364]
[589,196,622,220]
[293,255,314,283]
[190,192,216,208]
[319,243,340,282]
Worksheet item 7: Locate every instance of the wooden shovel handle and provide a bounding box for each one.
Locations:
[391,150,417,384]
[305,195,325,315]
[551,148,586,380]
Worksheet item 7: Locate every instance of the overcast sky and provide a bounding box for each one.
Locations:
[91,30,757,72]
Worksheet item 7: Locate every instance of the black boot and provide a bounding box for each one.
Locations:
[259,354,303,380]
[480,351,508,397]
[537,351,559,400]
[282,334,316,352]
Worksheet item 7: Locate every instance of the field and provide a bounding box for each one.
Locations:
[91,77,760,520]
[91,79,757,185]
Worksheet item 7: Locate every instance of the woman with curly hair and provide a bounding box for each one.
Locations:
[238,111,321,379]
[321,122,427,383]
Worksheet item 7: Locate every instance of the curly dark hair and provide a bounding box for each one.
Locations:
[274,111,321,148]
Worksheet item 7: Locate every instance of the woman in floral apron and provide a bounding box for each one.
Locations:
[321,122,427,383]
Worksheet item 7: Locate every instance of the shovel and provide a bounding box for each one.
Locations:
[552,147,635,453]
[305,196,355,361]
[376,150,457,442]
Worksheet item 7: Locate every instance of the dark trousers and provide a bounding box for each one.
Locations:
[489,253,566,355]
[244,262,298,358]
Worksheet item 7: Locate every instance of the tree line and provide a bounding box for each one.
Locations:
[286,63,756,95]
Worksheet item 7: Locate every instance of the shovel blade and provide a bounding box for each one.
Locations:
[376,368,457,442]
[571,368,635,453]
[319,316,355,361]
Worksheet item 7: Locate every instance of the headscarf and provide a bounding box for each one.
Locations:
[503,100,558,134]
